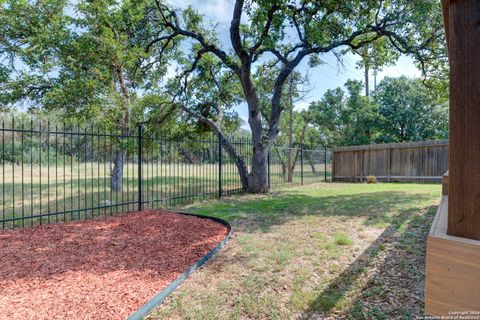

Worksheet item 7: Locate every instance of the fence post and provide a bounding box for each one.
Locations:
[267,149,271,188]
[218,133,222,198]
[333,146,337,182]
[388,147,392,182]
[324,146,328,182]
[300,144,304,185]
[137,124,143,211]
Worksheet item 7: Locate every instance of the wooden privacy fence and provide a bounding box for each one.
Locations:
[332,140,448,183]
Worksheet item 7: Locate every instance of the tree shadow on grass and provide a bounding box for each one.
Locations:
[303,204,437,319]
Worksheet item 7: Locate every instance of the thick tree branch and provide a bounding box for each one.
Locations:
[249,4,279,54]
[266,27,387,143]
[154,0,240,74]
[230,0,248,62]
[288,7,305,44]
[181,102,249,189]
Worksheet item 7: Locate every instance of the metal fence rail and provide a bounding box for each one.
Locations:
[0,115,331,229]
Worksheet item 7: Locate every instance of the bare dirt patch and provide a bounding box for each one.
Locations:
[0,210,228,320]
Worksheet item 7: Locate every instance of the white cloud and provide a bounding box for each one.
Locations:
[166,0,233,25]
[166,63,178,78]
[378,55,421,79]
[294,101,310,111]
[197,0,233,24]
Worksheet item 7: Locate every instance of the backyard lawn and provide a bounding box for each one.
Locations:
[148,182,441,320]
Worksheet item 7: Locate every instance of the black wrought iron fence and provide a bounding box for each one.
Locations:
[0,115,331,229]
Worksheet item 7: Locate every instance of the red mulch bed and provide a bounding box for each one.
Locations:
[0,210,229,319]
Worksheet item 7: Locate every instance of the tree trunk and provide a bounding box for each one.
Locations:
[288,148,300,182]
[248,145,269,193]
[247,114,271,192]
[287,149,293,182]
[207,148,212,162]
[287,77,294,182]
[365,64,370,97]
[111,62,131,194]
[245,115,271,192]
[111,149,127,192]
[179,147,194,164]
[274,144,288,182]
[240,66,271,193]
[287,156,294,182]
[309,158,316,173]
[232,154,249,191]
[287,124,307,182]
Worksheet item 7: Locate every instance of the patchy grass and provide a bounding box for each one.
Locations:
[146,182,440,320]
[334,232,353,246]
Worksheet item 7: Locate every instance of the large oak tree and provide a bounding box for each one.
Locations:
[154,0,446,193]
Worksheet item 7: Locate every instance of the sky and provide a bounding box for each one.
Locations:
[165,0,422,127]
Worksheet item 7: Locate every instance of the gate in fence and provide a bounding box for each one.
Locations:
[0,116,331,229]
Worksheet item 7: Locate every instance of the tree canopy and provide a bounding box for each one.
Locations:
[375,76,448,142]
[0,0,178,128]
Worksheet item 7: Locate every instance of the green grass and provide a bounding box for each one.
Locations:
[146,182,440,320]
[334,232,353,246]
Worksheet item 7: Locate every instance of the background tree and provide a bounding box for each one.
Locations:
[283,73,312,182]
[374,76,448,142]
[310,80,379,146]
[155,0,446,193]
[272,109,313,182]
[0,0,176,190]
[310,76,448,146]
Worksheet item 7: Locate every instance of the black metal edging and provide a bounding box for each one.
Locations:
[127,211,232,320]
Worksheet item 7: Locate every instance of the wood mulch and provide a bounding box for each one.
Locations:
[0,210,229,320]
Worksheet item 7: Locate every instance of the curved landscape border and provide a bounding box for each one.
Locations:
[127,211,232,320]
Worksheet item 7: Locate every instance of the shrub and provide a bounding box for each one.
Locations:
[366,176,377,184]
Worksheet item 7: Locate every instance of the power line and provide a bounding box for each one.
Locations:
[325,59,364,79]
[222,0,235,6]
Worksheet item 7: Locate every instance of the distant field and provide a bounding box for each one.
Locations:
[0,163,330,228]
